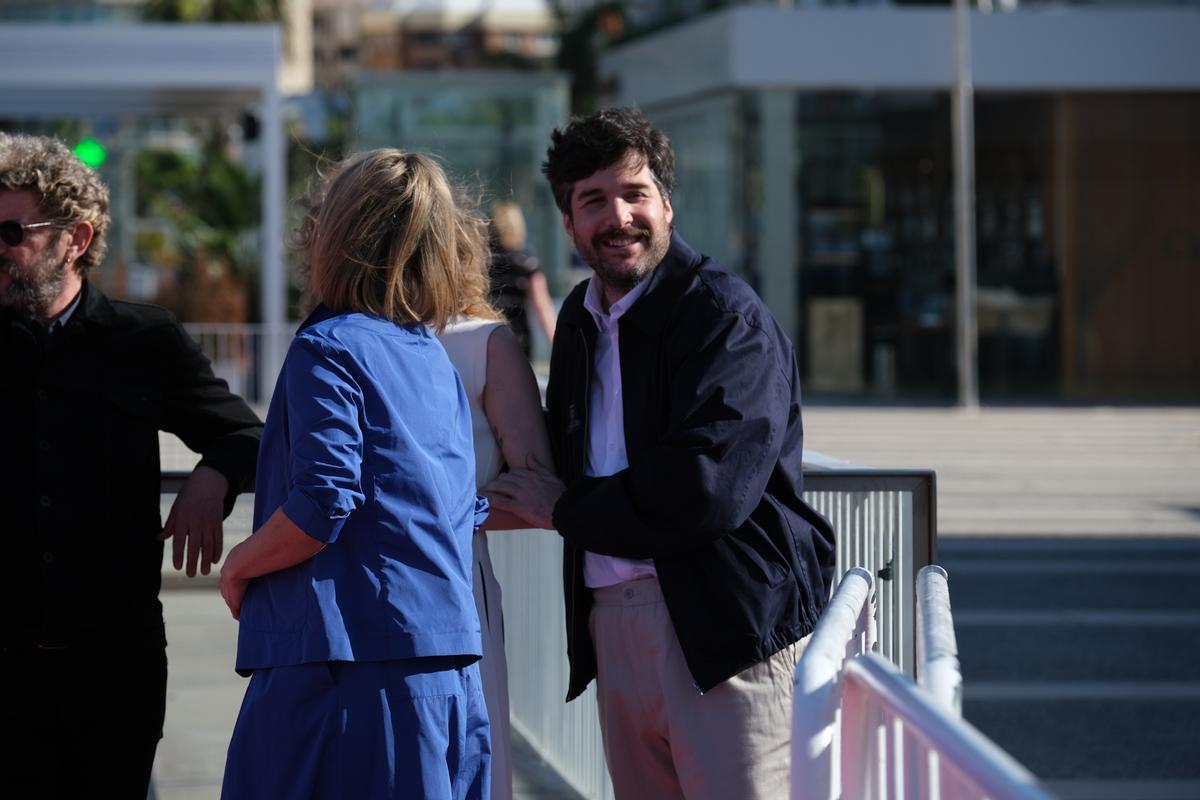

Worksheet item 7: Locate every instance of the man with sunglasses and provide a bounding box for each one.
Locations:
[0,132,262,797]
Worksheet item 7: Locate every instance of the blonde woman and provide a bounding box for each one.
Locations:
[438,227,555,800]
[487,200,557,358]
[219,150,490,799]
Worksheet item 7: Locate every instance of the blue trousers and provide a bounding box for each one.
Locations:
[222,657,490,800]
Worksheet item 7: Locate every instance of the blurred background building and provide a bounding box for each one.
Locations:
[599,0,1200,403]
[2,0,1197,403]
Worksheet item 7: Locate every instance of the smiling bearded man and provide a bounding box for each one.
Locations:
[484,107,837,800]
[564,150,672,294]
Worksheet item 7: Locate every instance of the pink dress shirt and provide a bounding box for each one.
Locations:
[581,275,659,589]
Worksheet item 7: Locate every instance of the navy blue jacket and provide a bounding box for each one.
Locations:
[548,233,836,699]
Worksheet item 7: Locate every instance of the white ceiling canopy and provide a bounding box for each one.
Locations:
[0,23,281,117]
[0,22,290,381]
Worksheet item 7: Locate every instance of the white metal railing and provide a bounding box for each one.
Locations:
[792,564,1048,800]
[805,469,937,678]
[839,653,1051,800]
[490,466,937,799]
[487,530,613,799]
[917,565,963,717]
[792,567,877,800]
[183,322,296,405]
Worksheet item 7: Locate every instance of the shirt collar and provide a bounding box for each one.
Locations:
[49,286,83,331]
[582,273,651,332]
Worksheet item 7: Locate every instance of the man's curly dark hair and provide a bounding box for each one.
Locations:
[541,107,675,217]
[0,132,111,276]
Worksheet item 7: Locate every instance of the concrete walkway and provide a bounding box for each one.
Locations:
[803,406,1200,537]
[153,405,1200,797]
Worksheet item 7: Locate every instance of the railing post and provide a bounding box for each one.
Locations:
[791,567,875,800]
[916,565,963,717]
[839,672,874,800]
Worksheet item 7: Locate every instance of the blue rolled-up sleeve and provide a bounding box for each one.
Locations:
[474,494,490,530]
[282,334,365,543]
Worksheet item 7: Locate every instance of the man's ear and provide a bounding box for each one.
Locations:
[65,221,94,271]
[563,211,575,239]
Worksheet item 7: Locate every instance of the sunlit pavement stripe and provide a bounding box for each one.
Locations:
[1045,780,1200,800]
[965,682,1200,701]
[941,539,1200,553]
[954,610,1200,626]
[942,560,1200,575]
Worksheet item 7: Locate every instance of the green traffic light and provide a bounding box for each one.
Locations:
[74,137,107,169]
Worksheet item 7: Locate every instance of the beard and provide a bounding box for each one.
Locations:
[574,223,671,294]
[0,248,70,319]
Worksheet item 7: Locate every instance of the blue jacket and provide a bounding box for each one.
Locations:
[548,233,836,698]
[235,306,485,673]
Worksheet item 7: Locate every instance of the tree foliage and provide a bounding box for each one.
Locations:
[553,2,626,115]
[141,0,282,23]
[134,130,262,321]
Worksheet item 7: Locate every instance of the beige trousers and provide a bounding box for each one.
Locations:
[589,577,808,800]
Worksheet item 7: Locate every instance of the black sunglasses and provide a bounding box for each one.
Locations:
[0,219,61,247]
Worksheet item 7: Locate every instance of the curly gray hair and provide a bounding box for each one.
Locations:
[0,132,111,275]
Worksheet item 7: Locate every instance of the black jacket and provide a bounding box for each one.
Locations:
[1,282,262,650]
[548,233,836,699]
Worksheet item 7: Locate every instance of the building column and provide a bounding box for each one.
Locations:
[261,72,287,399]
[753,90,799,343]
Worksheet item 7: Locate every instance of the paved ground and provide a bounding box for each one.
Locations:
[153,405,1200,798]
[805,406,1200,799]
[802,406,1200,538]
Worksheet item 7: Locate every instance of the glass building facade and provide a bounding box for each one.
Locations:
[610,7,1200,402]
[352,71,571,301]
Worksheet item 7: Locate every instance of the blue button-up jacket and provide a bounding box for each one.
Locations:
[235,306,484,672]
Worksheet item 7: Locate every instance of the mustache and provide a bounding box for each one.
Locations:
[593,225,651,246]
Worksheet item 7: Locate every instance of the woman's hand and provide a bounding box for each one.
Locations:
[216,508,327,620]
[219,541,249,620]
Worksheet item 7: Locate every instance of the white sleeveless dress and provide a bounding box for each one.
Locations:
[438,316,513,800]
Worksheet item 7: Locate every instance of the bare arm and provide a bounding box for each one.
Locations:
[480,324,556,530]
[218,507,327,619]
[525,271,557,348]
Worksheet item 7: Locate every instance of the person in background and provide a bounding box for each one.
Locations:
[439,243,556,800]
[488,200,557,358]
[219,149,490,799]
[487,107,836,800]
[0,132,262,798]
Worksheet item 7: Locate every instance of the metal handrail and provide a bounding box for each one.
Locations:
[841,653,1052,800]
[162,472,190,493]
[916,564,962,716]
[791,567,876,800]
